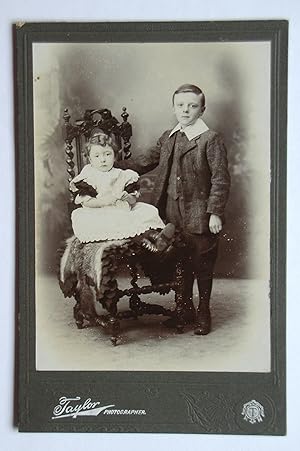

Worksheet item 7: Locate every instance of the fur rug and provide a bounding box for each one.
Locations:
[59,236,129,300]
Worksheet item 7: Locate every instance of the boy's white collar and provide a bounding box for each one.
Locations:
[169,117,209,141]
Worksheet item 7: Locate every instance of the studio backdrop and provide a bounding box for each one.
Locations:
[33,42,270,280]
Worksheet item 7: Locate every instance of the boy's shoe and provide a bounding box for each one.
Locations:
[163,306,196,328]
[194,309,211,335]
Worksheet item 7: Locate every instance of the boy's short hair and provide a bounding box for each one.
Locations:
[86,128,119,157]
[172,84,205,108]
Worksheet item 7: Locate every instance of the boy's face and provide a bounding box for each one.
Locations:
[173,92,205,128]
[89,144,115,172]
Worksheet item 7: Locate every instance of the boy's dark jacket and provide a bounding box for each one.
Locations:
[117,128,230,234]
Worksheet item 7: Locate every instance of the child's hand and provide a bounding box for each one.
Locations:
[120,191,137,207]
[96,193,118,206]
[209,214,222,234]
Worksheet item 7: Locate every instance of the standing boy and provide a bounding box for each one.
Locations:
[119,84,230,335]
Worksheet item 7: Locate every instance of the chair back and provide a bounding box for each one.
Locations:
[63,107,132,202]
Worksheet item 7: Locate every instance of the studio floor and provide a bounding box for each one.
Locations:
[36,275,270,372]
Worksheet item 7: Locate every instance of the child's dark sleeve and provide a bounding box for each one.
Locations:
[73,180,98,198]
[115,131,169,175]
[124,180,140,194]
[206,133,231,217]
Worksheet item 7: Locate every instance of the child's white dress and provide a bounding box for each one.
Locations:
[70,165,165,243]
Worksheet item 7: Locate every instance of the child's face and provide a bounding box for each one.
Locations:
[173,92,205,128]
[89,144,115,172]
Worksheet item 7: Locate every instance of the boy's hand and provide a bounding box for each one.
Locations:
[209,214,222,234]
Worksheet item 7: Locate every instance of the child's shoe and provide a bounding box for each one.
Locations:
[154,223,176,252]
[141,223,175,254]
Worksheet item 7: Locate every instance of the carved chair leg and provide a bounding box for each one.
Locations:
[105,299,121,346]
[173,260,186,333]
[73,301,85,329]
[109,316,121,346]
[73,281,98,329]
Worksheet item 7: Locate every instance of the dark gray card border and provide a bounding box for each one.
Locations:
[15,20,287,434]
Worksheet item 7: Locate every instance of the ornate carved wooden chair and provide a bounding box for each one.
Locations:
[58,107,188,345]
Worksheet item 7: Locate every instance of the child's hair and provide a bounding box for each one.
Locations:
[85,128,120,158]
[172,84,206,108]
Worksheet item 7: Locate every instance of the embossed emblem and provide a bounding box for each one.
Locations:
[242,400,265,424]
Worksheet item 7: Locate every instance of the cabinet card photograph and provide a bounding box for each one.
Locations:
[16,21,287,434]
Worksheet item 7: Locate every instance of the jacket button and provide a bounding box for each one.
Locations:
[177,176,181,181]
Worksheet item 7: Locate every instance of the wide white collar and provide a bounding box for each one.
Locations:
[169,117,209,141]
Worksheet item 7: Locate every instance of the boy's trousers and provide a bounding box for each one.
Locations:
[165,195,218,313]
[182,232,218,313]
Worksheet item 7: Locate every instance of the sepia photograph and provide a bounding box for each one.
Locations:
[15,20,287,434]
[33,40,271,372]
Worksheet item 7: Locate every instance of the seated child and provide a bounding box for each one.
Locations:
[70,132,174,247]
